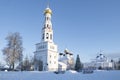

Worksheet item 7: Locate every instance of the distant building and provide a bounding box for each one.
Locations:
[58,62,67,71]
[58,49,74,71]
[84,54,113,70]
[114,59,120,70]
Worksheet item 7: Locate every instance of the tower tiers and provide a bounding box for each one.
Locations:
[34,5,58,71]
[41,6,53,43]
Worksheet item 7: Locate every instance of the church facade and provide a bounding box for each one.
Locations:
[34,5,58,71]
[83,54,114,70]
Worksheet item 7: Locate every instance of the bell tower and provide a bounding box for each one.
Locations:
[34,4,58,71]
[41,5,53,42]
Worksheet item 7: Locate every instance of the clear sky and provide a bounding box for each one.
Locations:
[0,0,120,63]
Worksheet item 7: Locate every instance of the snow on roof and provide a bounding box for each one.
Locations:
[58,62,67,66]
[4,65,9,68]
[66,70,77,74]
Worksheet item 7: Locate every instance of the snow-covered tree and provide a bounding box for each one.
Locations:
[2,32,23,69]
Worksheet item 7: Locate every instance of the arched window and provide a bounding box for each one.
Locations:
[46,33,49,39]
[50,34,52,40]
[47,24,49,27]
[42,33,44,39]
[46,17,49,20]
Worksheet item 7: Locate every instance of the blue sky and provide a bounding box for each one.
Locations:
[0,0,120,63]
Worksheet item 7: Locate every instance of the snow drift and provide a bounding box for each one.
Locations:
[0,70,120,80]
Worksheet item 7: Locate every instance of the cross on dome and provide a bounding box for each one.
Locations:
[44,3,52,15]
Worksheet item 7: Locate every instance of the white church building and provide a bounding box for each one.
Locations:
[84,54,114,70]
[58,49,74,71]
[34,4,75,72]
[34,5,58,71]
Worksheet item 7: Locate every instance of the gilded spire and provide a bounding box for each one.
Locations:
[44,2,52,15]
[47,1,50,8]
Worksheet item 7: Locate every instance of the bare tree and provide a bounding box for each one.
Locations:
[2,32,23,70]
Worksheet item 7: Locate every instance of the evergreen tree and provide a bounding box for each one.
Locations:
[118,58,120,70]
[118,58,120,63]
[75,54,82,72]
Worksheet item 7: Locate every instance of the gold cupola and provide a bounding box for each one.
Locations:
[44,7,52,15]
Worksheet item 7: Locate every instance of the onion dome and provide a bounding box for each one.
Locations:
[44,7,52,15]
[64,48,69,54]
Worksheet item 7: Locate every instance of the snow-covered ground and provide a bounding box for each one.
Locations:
[0,70,120,80]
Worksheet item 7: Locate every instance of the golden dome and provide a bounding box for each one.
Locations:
[44,8,52,15]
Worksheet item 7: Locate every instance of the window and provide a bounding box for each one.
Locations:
[38,45,46,49]
[46,33,49,39]
[42,34,44,39]
[47,24,49,27]
[50,34,52,40]
[46,17,49,20]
